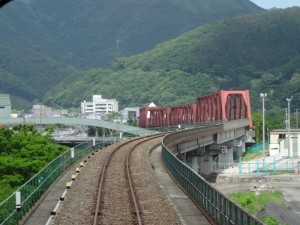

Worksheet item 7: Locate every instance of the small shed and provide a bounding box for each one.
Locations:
[269,129,300,158]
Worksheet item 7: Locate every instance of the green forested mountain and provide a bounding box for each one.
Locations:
[44,7,300,112]
[28,0,262,68]
[0,0,262,109]
[0,43,82,109]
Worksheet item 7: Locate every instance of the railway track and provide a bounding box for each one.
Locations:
[94,135,162,225]
[51,134,182,225]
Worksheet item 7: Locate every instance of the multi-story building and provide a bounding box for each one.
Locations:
[32,105,69,118]
[81,95,118,116]
[0,94,11,118]
[32,105,52,117]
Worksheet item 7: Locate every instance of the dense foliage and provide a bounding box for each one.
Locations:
[44,7,300,115]
[1,1,300,120]
[0,125,68,202]
[27,0,262,68]
[229,190,286,225]
[0,0,262,108]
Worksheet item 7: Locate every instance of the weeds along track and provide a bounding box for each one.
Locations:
[51,134,182,225]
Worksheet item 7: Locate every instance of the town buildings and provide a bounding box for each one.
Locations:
[81,95,118,116]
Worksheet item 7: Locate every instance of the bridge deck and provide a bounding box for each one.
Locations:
[0,117,157,135]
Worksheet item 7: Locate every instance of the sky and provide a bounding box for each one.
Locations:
[250,0,300,9]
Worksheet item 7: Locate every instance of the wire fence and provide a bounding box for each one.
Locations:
[0,140,105,225]
[211,154,300,174]
[162,141,264,225]
[239,155,300,174]
[248,142,269,153]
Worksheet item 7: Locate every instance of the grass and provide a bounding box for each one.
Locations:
[150,162,155,170]
[242,151,262,161]
[269,170,294,175]
[260,216,281,225]
[228,189,286,213]
[228,189,288,225]
[242,148,270,162]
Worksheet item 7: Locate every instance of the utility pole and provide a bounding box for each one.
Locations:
[117,38,120,49]
[260,93,267,158]
[286,97,293,159]
[285,108,288,129]
[296,108,299,129]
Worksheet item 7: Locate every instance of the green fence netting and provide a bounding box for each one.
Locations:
[0,140,104,225]
[161,143,264,225]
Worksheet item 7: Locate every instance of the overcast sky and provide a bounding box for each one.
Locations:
[250,0,300,9]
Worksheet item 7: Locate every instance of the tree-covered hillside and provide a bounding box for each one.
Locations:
[0,0,262,109]
[0,43,82,109]
[28,0,262,68]
[44,7,300,112]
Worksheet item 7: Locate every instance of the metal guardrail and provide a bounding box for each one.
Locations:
[0,140,107,225]
[146,120,224,133]
[0,117,157,136]
[239,156,300,174]
[162,135,264,225]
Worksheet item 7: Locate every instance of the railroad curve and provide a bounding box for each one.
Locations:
[50,135,182,225]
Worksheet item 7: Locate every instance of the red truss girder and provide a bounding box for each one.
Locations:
[139,106,164,128]
[164,104,196,127]
[196,90,252,127]
[139,90,252,128]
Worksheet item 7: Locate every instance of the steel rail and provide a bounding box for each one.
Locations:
[92,136,143,225]
[93,134,164,225]
[125,134,165,225]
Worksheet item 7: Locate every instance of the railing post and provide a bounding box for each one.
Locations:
[71,148,74,158]
[16,191,21,211]
[248,161,250,174]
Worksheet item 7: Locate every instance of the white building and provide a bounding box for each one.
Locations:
[81,95,118,116]
[0,94,11,118]
[269,129,300,158]
[120,107,139,122]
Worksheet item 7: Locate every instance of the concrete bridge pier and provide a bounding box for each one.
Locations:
[170,119,251,176]
[182,137,247,176]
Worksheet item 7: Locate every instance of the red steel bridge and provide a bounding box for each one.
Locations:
[139,90,252,129]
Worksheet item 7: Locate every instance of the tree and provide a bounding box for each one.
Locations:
[127,116,138,127]
[0,125,68,202]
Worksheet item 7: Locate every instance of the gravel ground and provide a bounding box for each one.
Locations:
[51,142,120,225]
[50,136,182,225]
